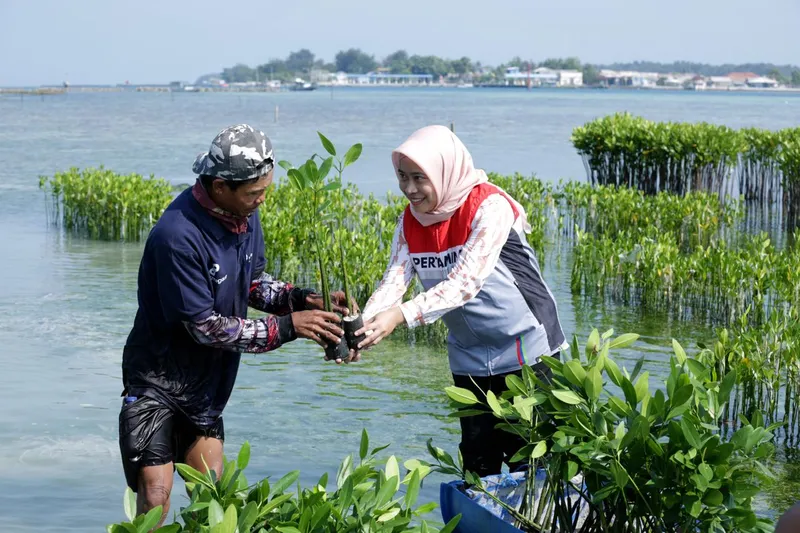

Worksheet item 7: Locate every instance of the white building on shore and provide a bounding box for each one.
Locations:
[706,76,733,89]
[599,70,660,87]
[746,76,779,88]
[503,67,583,87]
[331,72,434,86]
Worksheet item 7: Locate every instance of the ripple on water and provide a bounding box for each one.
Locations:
[12,434,118,469]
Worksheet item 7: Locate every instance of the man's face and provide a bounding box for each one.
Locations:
[212,171,273,217]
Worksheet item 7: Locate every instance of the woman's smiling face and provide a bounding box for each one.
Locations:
[396,157,437,213]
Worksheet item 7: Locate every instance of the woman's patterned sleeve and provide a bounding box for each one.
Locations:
[362,212,415,321]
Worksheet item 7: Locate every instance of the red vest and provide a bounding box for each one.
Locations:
[403,183,519,255]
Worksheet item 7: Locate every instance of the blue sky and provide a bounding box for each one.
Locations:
[1,0,798,86]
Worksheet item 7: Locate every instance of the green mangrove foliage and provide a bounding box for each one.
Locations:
[571,230,800,326]
[41,161,784,347]
[430,330,777,532]
[571,114,743,197]
[557,182,742,251]
[698,309,800,447]
[563,183,800,440]
[107,431,461,533]
[780,129,800,227]
[39,166,173,241]
[571,115,800,227]
[738,127,784,204]
[563,180,799,329]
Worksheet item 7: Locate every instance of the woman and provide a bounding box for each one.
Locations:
[355,125,568,477]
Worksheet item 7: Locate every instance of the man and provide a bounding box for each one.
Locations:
[118,124,355,525]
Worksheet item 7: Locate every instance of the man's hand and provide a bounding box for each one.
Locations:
[355,307,405,351]
[305,291,360,316]
[291,310,344,348]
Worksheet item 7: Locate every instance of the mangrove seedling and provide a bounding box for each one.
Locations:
[317,131,366,350]
[279,131,363,360]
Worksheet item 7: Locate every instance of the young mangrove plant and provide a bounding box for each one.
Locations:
[571,113,743,198]
[317,132,368,351]
[39,166,173,241]
[425,330,778,532]
[779,128,800,231]
[572,115,800,232]
[107,431,461,533]
[696,307,800,445]
[279,132,363,360]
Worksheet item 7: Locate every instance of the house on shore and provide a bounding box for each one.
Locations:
[332,72,434,86]
[746,76,779,88]
[727,72,759,87]
[707,76,733,89]
[599,70,660,87]
[503,67,583,87]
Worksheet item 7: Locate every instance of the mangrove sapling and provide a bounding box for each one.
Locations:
[107,432,461,533]
[337,229,366,350]
[280,153,347,360]
[428,330,778,532]
[317,131,367,352]
[280,132,364,361]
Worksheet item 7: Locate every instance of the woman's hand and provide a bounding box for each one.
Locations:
[355,307,405,351]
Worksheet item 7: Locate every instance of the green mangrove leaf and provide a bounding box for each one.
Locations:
[319,157,334,182]
[360,428,369,461]
[138,506,163,533]
[585,367,603,402]
[672,339,687,364]
[405,468,421,508]
[444,386,480,406]
[318,132,336,156]
[123,487,136,522]
[608,333,640,350]
[208,500,224,527]
[563,359,587,387]
[718,368,737,402]
[344,143,363,168]
[236,441,251,471]
[604,356,624,387]
[272,470,300,496]
[439,513,462,533]
[681,418,703,449]
[505,374,527,395]
[385,456,400,485]
[586,329,600,358]
[552,389,584,405]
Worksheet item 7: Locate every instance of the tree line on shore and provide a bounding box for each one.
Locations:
[208,48,800,86]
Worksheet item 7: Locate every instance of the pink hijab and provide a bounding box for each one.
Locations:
[392,125,531,231]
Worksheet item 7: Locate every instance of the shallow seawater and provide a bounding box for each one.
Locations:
[1,88,798,530]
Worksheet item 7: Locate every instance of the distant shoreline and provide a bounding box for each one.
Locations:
[2,84,800,95]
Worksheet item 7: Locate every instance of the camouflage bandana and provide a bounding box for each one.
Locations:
[192,124,274,181]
